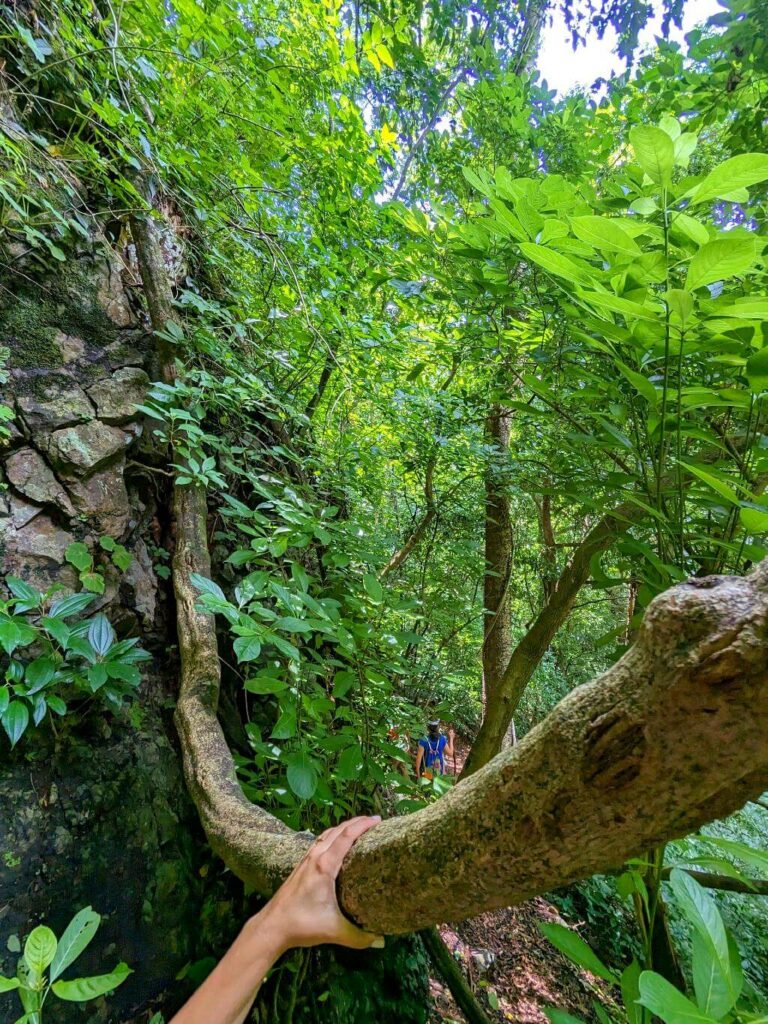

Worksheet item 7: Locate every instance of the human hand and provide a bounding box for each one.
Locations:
[251,815,384,954]
[448,728,456,740]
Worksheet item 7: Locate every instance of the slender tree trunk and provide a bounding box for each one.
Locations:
[379,457,436,580]
[483,407,514,745]
[462,500,640,778]
[420,927,494,1024]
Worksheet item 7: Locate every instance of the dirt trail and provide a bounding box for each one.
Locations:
[429,736,617,1024]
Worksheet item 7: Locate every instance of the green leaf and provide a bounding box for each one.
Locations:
[80,572,105,594]
[233,635,262,662]
[65,542,93,573]
[638,971,719,1024]
[363,574,384,603]
[616,362,658,405]
[47,695,67,716]
[244,675,288,695]
[679,462,741,505]
[24,926,57,974]
[25,657,56,694]
[544,1010,587,1024]
[2,701,30,746]
[275,616,312,633]
[6,577,42,611]
[285,750,318,800]
[88,615,115,657]
[49,593,96,619]
[665,290,694,327]
[0,686,8,716]
[630,126,675,184]
[42,616,70,647]
[686,236,759,292]
[571,216,641,256]
[690,154,768,205]
[49,907,100,981]
[746,346,768,394]
[518,242,595,285]
[621,960,643,1024]
[741,507,768,533]
[190,573,227,601]
[0,977,20,992]
[51,961,132,1001]
[669,869,741,1015]
[539,922,618,983]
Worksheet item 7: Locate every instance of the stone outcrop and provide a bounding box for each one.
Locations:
[1,249,156,609]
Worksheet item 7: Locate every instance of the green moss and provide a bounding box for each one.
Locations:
[2,266,119,392]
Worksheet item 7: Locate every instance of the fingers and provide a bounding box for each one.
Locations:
[318,814,381,875]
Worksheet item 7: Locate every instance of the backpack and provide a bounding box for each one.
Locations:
[422,735,444,780]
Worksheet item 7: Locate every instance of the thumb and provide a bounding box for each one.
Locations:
[335,916,386,950]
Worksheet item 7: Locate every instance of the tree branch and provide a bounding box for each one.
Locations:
[134,208,768,940]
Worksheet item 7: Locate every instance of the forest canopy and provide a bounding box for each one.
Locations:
[1,0,768,1021]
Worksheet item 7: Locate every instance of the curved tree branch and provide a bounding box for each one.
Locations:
[134,209,768,940]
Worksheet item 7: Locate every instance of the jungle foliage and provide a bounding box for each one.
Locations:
[2,0,768,1019]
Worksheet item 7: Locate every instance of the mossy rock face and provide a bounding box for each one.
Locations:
[0,710,215,1024]
[2,258,148,397]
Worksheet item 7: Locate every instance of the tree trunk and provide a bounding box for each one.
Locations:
[462,500,640,777]
[482,408,513,736]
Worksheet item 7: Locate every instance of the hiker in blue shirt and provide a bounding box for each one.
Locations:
[415,719,455,779]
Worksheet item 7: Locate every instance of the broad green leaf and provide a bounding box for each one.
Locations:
[746,346,768,393]
[6,577,42,611]
[52,961,132,1001]
[65,542,92,572]
[233,635,262,662]
[244,675,288,695]
[25,657,55,694]
[544,1010,588,1024]
[701,837,768,875]
[616,362,658,405]
[571,216,641,255]
[0,976,20,992]
[285,750,318,800]
[579,291,659,321]
[665,290,694,327]
[23,926,57,974]
[621,960,643,1024]
[630,126,675,184]
[690,154,768,205]
[2,701,30,746]
[539,922,618,983]
[741,507,768,533]
[363,574,384,603]
[679,462,741,504]
[88,615,115,657]
[80,572,105,594]
[638,972,719,1024]
[630,197,658,216]
[190,573,226,601]
[669,869,741,1012]
[686,236,759,291]
[518,242,595,285]
[50,907,100,981]
[48,593,95,619]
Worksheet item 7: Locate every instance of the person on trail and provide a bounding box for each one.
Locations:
[415,719,455,779]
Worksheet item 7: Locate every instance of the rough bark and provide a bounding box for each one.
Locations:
[339,563,768,931]
[482,408,513,712]
[462,500,639,777]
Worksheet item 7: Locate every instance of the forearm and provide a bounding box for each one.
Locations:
[169,908,286,1024]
